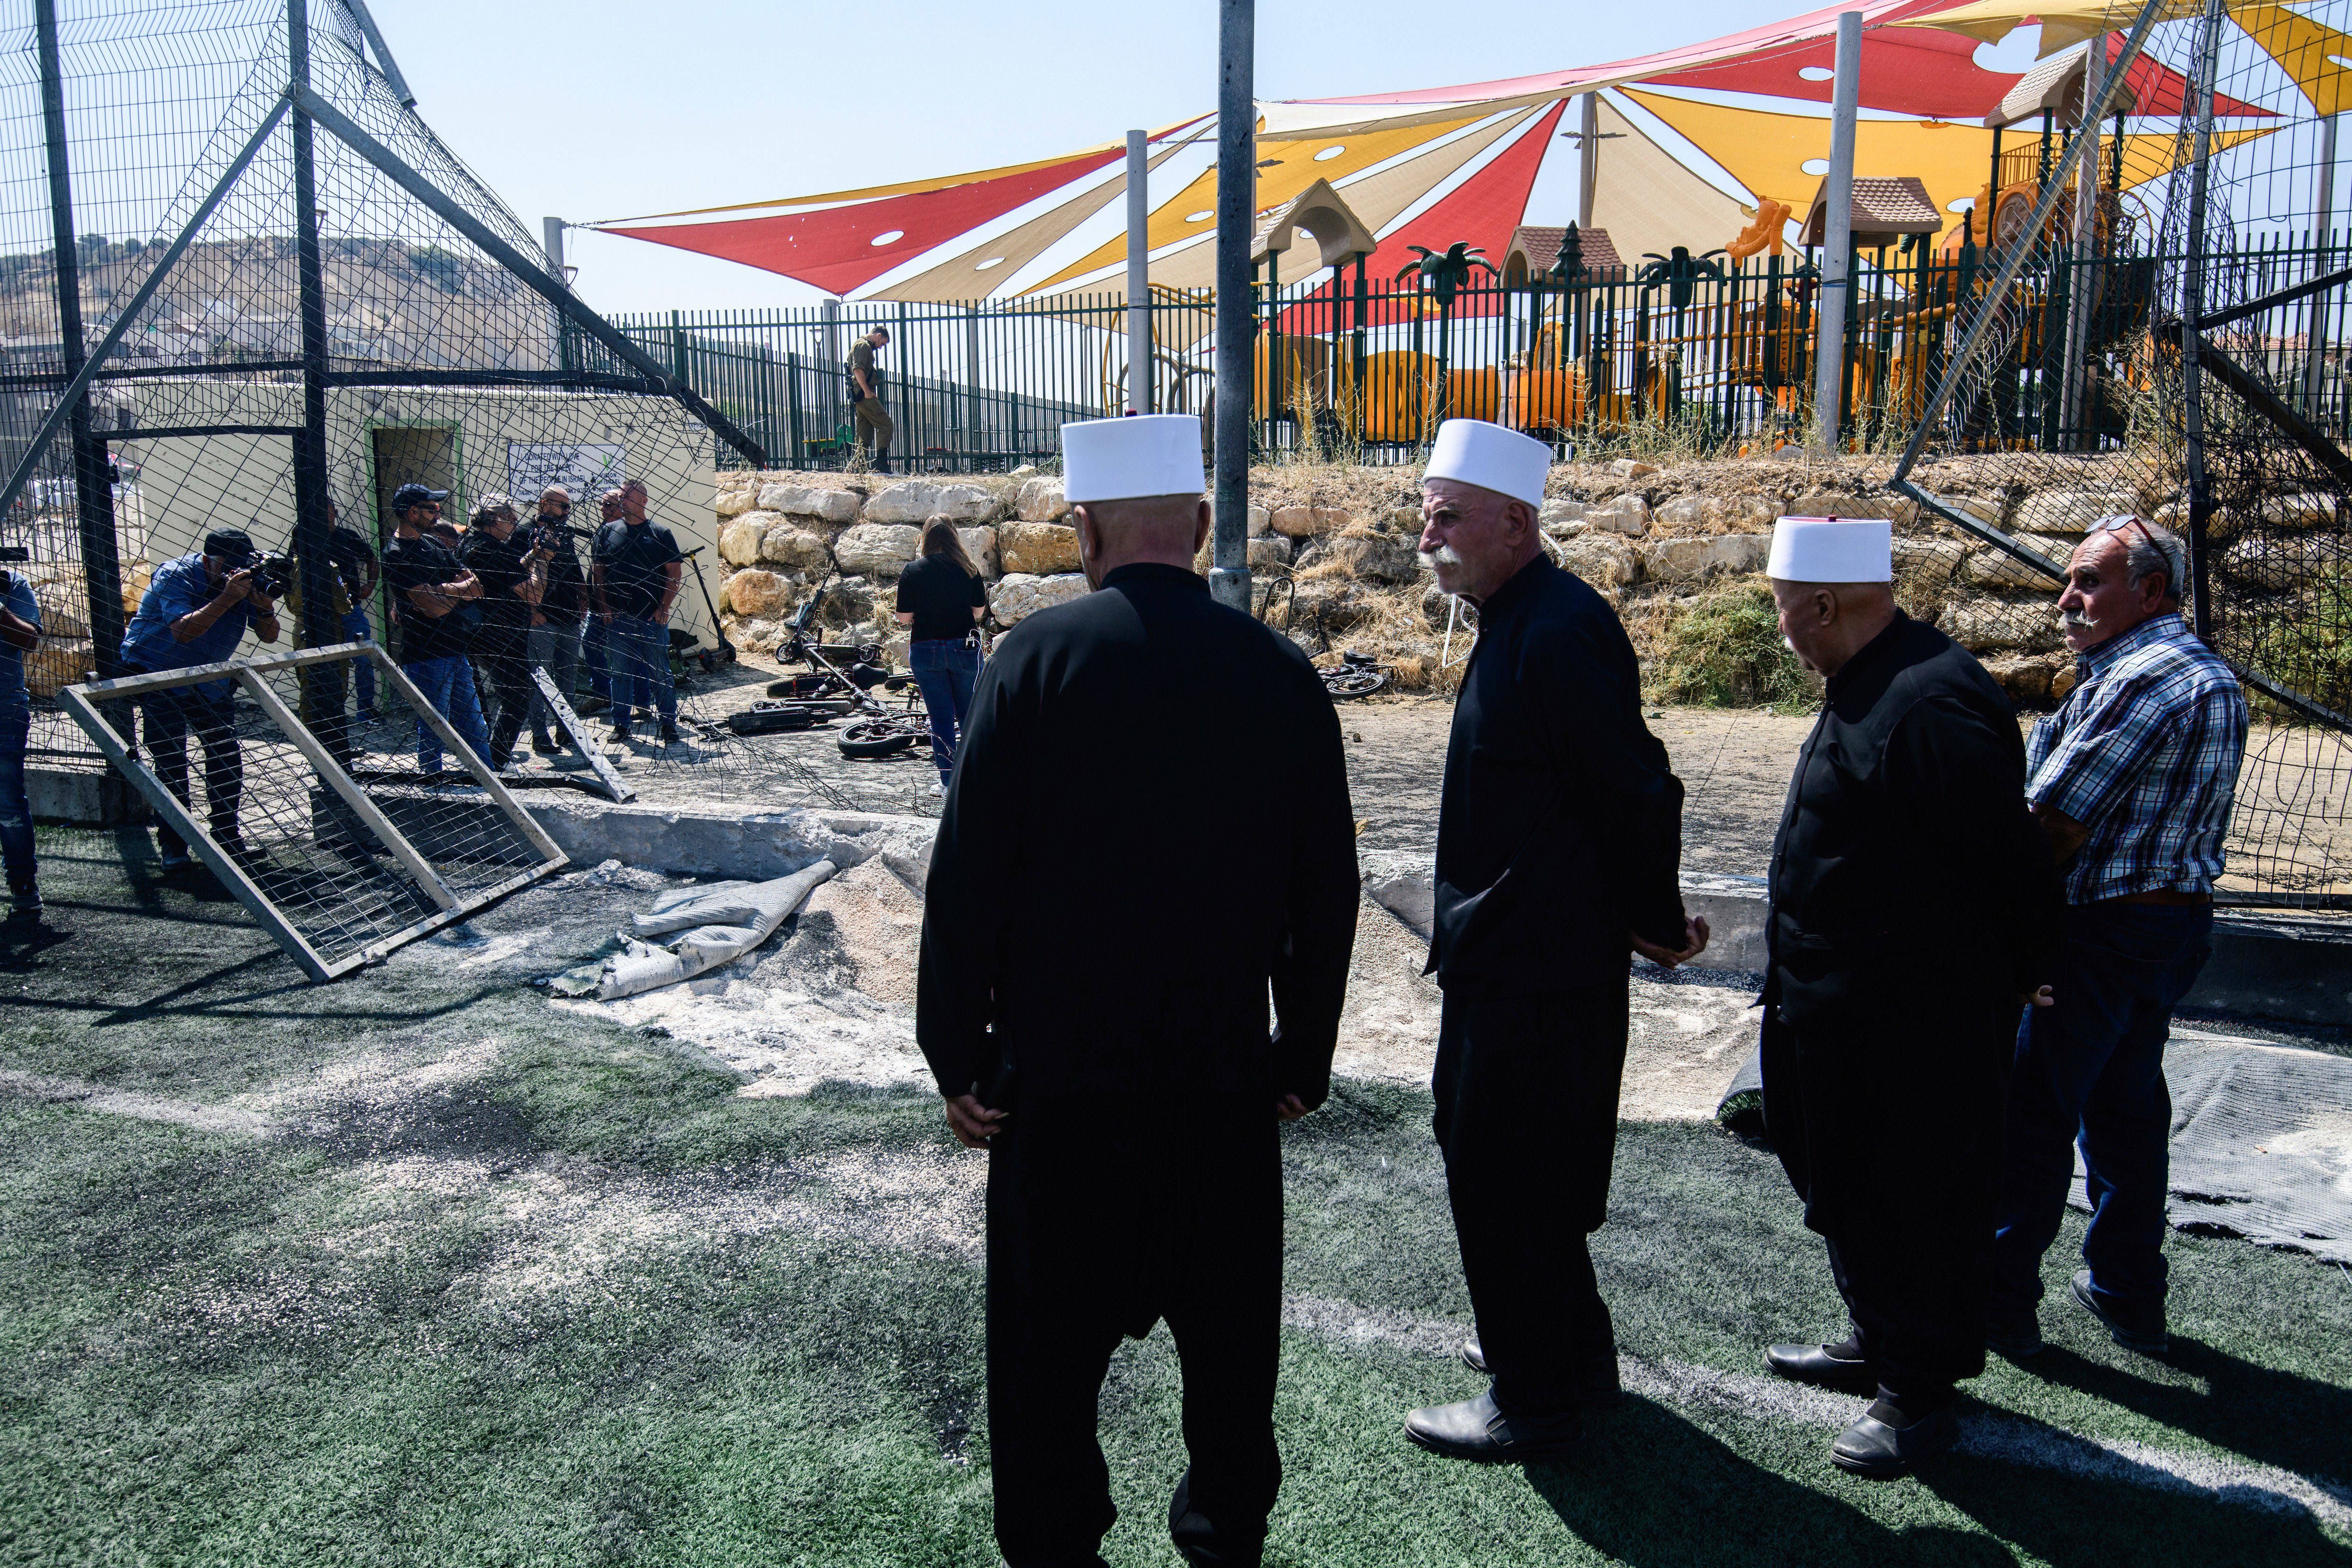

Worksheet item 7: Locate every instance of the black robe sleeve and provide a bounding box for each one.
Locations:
[1528,613,1688,951]
[1268,669,1360,1111]
[1882,694,2062,998]
[915,650,1026,1098]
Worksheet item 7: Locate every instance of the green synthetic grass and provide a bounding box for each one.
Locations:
[1,829,2348,1566]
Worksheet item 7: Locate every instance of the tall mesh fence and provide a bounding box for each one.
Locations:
[1892,0,2352,908]
[0,0,763,816]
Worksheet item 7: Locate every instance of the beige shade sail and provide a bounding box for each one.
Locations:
[869,136,1200,302]
[1031,108,1537,305]
[1893,0,2205,57]
[1588,92,1756,263]
[1027,114,1487,293]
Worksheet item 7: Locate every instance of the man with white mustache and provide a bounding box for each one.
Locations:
[1989,515,2246,1361]
[1756,517,2059,1477]
[1400,420,1706,1463]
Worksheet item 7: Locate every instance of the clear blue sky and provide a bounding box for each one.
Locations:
[380,0,1802,315]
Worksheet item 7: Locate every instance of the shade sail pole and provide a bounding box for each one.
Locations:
[1211,0,1254,613]
[1578,92,1599,229]
[1813,9,1862,453]
[1127,129,1151,413]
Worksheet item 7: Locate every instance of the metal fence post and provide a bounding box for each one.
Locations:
[2182,0,2226,641]
[286,0,344,742]
[786,349,804,467]
[1210,0,1255,613]
[964,305,983,464]
[35,0,126,677]
[1813,9,1861,452]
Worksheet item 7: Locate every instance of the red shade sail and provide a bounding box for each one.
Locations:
[604,149,1122,295]
[1279,102,1567,332]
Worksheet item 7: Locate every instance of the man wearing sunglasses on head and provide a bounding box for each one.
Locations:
[1989,514,2247,1363]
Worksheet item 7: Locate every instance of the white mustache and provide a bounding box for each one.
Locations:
[1419,546,1463,570]
[2062,611,2097,629]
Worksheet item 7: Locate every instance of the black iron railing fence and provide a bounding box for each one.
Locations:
[611,234,2352,472]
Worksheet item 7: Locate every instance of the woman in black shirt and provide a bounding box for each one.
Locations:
[894,520,989,794]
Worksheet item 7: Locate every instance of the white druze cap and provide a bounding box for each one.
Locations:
[1767,516,1892,583]
[1423,418,1550,509]
[1060,414,1205,504]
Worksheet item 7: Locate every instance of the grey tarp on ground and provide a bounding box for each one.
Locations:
[596,860,839,1000]
[1715,1029,2352,1264]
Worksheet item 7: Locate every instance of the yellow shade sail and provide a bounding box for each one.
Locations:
[1027,114,1484,292]
[597,117,1208,223]
[2232,1,2352,117]
[1626,89,2277,239]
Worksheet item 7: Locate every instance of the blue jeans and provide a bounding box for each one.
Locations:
[605,615,675,727]
[341,605,376,712]
[1992,901,2215,1329]
[0,700,32,892]
[583,613,610,701]
[401,654,492,774]
[909,637,979,782]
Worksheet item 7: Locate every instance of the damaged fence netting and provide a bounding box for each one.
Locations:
[1887,0,2352,909]
[549,859,838,1001]
[60,644,566,979]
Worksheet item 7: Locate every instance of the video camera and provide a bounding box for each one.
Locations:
[249,549,296,599]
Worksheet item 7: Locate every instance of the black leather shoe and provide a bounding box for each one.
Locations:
[1830,1405,1960,1477]
[1404,1390,1581,1463]
[2071,1268,2168,1354]
[1765,1342,1879,1395]
[1459,1337,1622,1408]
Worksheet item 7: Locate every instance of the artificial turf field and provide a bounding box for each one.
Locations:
[0,828,2347,1567]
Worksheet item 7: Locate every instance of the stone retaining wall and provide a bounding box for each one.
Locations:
[705,453,2096,706]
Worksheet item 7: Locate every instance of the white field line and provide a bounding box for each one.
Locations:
[0,1068,272,1137]
[1282,1294,2352,1531]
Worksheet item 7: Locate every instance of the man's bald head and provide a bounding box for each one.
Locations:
[1071,492,1212,589]
[1770,578,1896,678]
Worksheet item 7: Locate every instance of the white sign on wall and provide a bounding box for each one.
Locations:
[507,442,624,505]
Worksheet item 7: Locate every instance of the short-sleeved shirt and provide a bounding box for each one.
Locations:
[460,526,535,633]
[381,533,473,665]
[530,517,587,622]
[895,553,987,642]
[0,571,42,706]
[847,338,882,399]
[120,553,263,674]
[593,518,683,621]
[2027,613,2249,903]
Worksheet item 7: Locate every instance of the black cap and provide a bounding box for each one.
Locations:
[203,527,257,565]
[390,482,448,511]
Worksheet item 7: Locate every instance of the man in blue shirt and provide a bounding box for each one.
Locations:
[119,526,281,870]
[0,557,45,913]
[1991,516,2248,1361]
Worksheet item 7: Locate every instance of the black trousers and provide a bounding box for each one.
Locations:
[1762,995,2008,1402]
[1433,978,1629,1416]
[987,1092,1280,1568]
[135,682,242,856]
[473,626,535,766]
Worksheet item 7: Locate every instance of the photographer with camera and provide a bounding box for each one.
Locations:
[380,482,492,776]
[0,553,44,914]
[118,526,282,872]
[524,484,588,754]
[459,493,546,772]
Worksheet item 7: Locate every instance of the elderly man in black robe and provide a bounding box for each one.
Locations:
[1758,516,2059,1477]
[917,414,1359,1568]
[1400,419,1708,1465]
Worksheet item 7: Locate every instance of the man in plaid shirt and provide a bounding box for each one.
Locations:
[1990,515,2246,1360]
